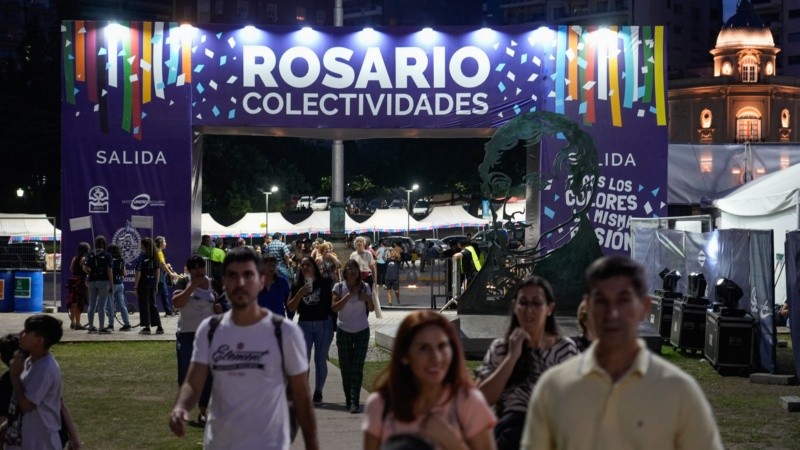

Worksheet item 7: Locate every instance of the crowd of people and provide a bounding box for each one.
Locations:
[1,238,726,450]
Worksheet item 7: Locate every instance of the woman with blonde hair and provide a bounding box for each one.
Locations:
[363,310,496,450]
[316,241,341,283]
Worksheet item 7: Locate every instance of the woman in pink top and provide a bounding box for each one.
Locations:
[362,311,497,450]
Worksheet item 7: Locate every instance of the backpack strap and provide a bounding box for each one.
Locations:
[206,313,285,376]
[207,314,223,350]
[272,314,286,377]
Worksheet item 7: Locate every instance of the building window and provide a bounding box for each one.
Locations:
[700,109,713,129]
[674,4,683,14]
[316,9,326,25]
[790,32,800,43]
[296,6,306,21]
[214,0,223,15]
[789,55,800,65]
[741,55,758,82]
[790,9,800,19]
[736,108,762,141]
[674,25,682,35]
[597,2,608,12]
[266,3,277,21]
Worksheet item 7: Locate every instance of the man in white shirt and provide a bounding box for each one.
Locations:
[170,247,319,450]
[522,256,723,450]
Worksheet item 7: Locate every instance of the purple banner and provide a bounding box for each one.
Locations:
[61,21,193,308]
[537,26,668,254]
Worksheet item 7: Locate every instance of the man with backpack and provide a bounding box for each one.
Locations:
[169,247,318,450]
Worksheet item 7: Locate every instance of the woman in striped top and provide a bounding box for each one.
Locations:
[474,275,578,450]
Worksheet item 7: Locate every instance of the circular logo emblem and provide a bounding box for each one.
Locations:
[112,227,142,264]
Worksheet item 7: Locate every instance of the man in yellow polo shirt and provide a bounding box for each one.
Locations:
[522,256,723,450]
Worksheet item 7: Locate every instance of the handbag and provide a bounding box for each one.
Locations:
[371,286,382,319]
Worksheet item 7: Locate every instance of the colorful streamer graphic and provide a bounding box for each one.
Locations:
[61,21,192,140]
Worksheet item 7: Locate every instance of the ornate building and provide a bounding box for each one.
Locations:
[669,0,800,144]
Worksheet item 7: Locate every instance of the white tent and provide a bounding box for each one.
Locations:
[418,205,488,235]
[200,213,235,237]
[351,209,431,234]
[227,212,299,237]
[292,211,361,235]
[0,213,61,241]
[713,163,800,303]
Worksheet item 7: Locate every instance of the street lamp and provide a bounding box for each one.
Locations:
[405,184,419,237]
[262,185,278,235]
[16,188,24,198]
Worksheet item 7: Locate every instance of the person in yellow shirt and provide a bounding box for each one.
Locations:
[155,236,180,317]
[522,256,723,450]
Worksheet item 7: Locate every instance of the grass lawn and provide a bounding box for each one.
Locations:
[50,337,800,449]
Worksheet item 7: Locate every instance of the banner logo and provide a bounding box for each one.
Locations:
[112,226,142,264]
[125,193,166,210]
[88,186,109,213]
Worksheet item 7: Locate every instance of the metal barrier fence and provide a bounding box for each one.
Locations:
[0,214,61,310]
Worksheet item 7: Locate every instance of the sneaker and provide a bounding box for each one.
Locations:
[313,390,323,404]
[73,324,86,330]
[197,411,207,427]
[345,401,351,411]
[104,325,114,331]
[155,327,165,335]
[98,328,111,334]
[87,326,98,334]
[119,324,132,331]
[139,328,151,335]
[350,403,360,414]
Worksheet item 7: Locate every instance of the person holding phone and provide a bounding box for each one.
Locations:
[288,256,334,405]
[172,254,222,427]
[331,259,374,413]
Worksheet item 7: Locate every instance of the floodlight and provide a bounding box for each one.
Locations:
[686,272,707,298]
[715,278,744,310]
[658,268,681,292]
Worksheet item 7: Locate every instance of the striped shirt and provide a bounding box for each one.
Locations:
[475,336,578,415]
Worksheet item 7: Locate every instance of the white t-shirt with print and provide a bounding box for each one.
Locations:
[192,310,309,450]
[177,277,216,333]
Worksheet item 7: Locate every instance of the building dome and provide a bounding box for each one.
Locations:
[715,0,774,49]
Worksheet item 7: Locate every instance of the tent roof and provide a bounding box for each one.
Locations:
[292,211,362,235]
[227,212,299,237]
[713,163,800,217]
[0,213,61,241]
[495,201,526,222]
[352,209,430,233]
[201,213,235,237]
[418,205,488,229]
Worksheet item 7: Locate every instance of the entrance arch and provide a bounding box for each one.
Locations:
[60,22,668,305]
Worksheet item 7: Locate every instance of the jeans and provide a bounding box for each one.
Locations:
[176,332,212,408]
[105,283,130,327]
[298,319,334,392]
[87,280,110,329]
[157,277,173,312]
